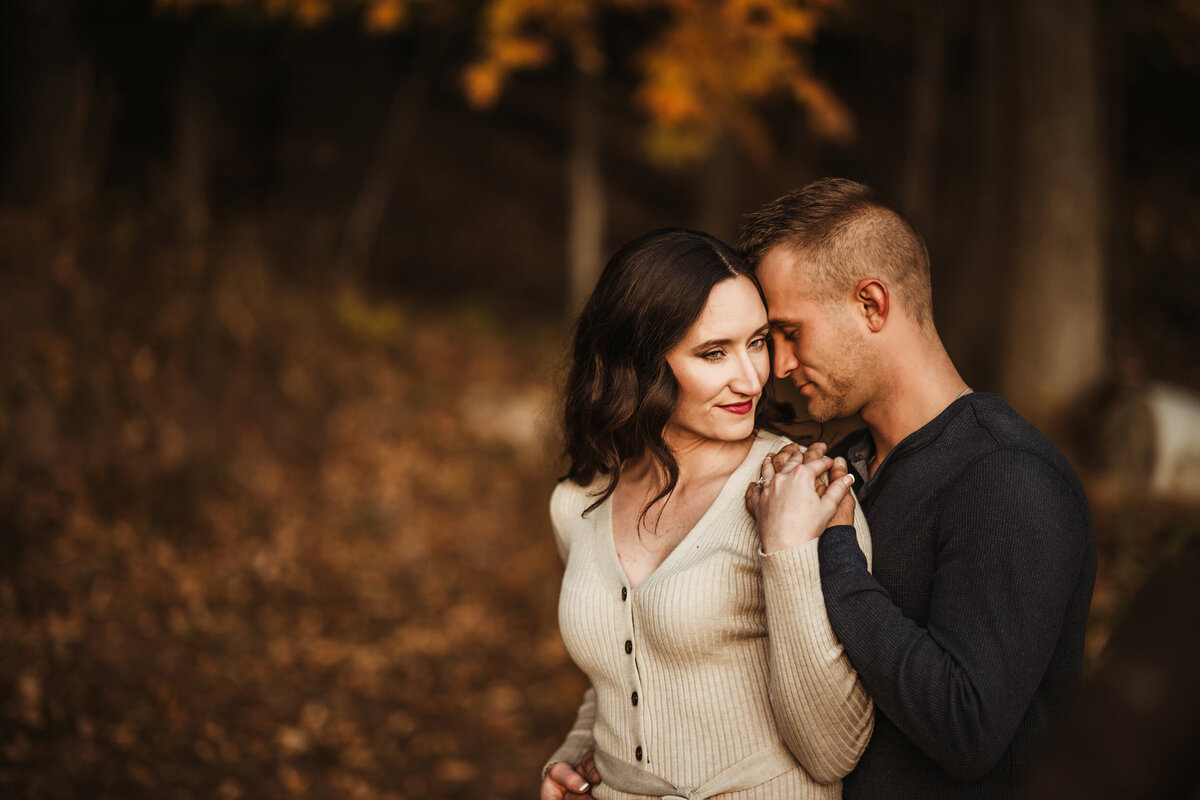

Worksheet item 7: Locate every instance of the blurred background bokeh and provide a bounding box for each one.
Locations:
[1,0,1198,797]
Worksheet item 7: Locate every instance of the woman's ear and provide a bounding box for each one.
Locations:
[854,279,889,332]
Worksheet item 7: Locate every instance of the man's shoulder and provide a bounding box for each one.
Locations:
[952,395,1081,483]
[937,396,1090,518]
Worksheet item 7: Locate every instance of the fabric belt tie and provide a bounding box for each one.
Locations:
[594,742,797,799]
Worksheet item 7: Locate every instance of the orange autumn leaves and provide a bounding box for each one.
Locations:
[464,0,855,164]
[641,0,854,161]
[153,0,428,33]
[158,0,854,165]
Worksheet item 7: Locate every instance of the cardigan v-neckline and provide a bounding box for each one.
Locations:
[599,434,774,592]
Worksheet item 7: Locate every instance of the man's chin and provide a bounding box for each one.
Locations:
[804,396,847,425]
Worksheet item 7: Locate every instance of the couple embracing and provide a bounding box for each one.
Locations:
[540,178,1097,800]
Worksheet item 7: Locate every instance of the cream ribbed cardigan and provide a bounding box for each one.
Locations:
[546,431,874,800]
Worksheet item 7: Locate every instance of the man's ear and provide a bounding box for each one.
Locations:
[854,279,888,332]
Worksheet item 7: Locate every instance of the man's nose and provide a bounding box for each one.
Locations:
[772,341,798,380]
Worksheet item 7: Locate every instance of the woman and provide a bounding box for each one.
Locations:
[540,229,874,800]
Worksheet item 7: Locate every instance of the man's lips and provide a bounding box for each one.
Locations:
[718,400,753,415]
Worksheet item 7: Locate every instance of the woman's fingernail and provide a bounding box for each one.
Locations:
[577,782,590,792]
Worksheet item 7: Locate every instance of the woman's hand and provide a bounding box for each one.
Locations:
[746,447,855,554]
[540,755,599,800]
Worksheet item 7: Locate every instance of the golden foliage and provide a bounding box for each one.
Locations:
[464,0,603,109]
[468,0,855,164]
[154,0,429,33]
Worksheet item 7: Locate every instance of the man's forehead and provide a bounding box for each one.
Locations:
[758,248,823,312]
[759,245,820,288]
[767,311,816,329]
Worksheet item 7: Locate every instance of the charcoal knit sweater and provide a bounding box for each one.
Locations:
[821,392,1096,799]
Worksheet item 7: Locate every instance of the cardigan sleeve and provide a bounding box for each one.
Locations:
[549,481,575,562]
[818,448,1090,779]
[543,483,598,777]
[542,687,597,779]
[759,493,874,784]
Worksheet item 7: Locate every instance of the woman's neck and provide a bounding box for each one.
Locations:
[625,430,756,491]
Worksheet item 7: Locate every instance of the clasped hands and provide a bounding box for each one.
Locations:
[745,442,856,554]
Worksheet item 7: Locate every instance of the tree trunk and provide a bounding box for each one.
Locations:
[3,0,98,224]
[696,134,738,245]
[1002,0,1105,431]
[567,68,606,316]
[899,0,945,236]
[338,33,449,281]
[174,50,214,240]
[942,0,1011,387]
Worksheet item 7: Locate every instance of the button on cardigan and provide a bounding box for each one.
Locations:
[545,431,875,799]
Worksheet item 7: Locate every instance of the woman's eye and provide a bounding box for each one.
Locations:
[749,336,768,350]
[702,349,725,361]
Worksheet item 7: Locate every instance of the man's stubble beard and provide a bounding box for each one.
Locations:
[804,316,873,424]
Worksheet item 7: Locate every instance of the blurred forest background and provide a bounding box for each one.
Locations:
[2,0,1199,797]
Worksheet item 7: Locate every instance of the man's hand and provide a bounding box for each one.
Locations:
[540,754,599,800]
[746,446,855,553]
[826,455,856,528]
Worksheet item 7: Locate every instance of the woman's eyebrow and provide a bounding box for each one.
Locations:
[692,337,734,351]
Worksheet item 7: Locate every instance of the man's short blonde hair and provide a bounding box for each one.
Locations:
[738,178,933,327]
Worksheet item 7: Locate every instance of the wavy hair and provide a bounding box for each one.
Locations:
[561,228,785,517]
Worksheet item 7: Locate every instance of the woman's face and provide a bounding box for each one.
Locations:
[664,276,770,448]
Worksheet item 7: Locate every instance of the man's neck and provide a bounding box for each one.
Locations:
[860,342,968,472]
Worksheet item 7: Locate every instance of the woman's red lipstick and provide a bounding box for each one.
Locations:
[719,400,753,415]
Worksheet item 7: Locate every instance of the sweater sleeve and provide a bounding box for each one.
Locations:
[543,483,598,776]
[759,492,875,784]
[818,449,1090,779]
[542,687,597,779]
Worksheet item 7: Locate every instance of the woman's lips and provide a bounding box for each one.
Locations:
[718,400,753,415]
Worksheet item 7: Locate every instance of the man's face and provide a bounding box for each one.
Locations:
[756,246,868,423]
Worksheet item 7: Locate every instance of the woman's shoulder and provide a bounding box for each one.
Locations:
[550,477,605,528]
[754,429,797,453]
[551,478,596,510]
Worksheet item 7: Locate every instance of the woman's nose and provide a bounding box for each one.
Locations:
[731,352,765,395]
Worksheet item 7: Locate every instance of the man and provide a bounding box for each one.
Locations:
[742,178,1096,799]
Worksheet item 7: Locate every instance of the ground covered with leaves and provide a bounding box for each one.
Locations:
[0,216,588,799]
[0,215,1190,798]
